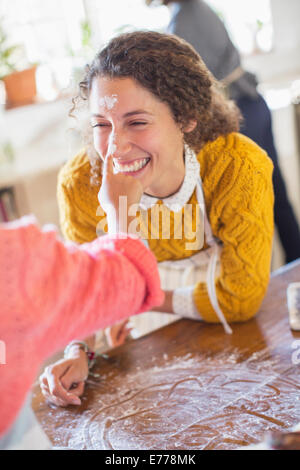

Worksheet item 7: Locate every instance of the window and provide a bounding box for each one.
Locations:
[0,0,273,101]
[206,0,273,55]
[1,0,86,62]
[0,0,169,99]
[84,0,169,44]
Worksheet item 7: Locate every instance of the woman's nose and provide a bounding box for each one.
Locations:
[109,130,132,156]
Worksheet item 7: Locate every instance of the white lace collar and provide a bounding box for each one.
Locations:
[140,144,200,212]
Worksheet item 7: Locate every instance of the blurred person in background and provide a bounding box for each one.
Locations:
[146,0,300,264]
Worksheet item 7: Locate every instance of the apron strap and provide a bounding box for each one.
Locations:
[140,167,233,334]
[207,244,232,334]
[196,179,233,334]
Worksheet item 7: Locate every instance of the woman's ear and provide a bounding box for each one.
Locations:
[183,120,197,133]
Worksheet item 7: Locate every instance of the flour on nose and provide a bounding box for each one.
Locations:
[99,94,118,110]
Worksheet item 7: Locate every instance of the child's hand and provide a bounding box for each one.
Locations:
[105,318,132,348]
[39,352,89,407]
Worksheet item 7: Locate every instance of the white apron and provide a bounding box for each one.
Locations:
[130,149,232,337]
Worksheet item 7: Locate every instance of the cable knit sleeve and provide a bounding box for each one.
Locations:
[193,133,274,323]
[57,150,106,244]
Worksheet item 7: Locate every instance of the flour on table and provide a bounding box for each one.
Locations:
[39,348,300,450]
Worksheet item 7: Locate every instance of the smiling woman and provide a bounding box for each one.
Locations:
[41,31,274,407]
[89,76,190,198]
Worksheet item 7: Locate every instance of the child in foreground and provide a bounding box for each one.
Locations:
[0,153,164,449]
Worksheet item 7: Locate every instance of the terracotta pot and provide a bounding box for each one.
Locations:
[3,66,37,109]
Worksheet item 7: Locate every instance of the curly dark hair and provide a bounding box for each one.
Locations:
[73,31,240,184]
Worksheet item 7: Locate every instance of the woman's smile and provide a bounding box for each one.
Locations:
[113,156,151,175]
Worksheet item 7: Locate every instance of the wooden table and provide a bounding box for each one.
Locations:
[32,260,300,450]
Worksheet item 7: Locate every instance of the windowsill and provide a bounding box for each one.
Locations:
[0,92,82,188]
[2,89,75,113]
[240,48,274,59]
[242,46,300,84]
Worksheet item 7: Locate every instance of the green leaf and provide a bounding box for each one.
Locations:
[2,45,20,59]
[81,20,92,48]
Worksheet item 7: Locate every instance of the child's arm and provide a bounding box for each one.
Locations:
[0,217,163,436]
[33,225,164,353]
[41,151,148,408]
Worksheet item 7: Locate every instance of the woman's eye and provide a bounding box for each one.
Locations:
[130,121,147,126]
[91,121,147,128]
[91,123,110,128]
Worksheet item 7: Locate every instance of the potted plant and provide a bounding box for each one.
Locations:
[67,20,95,86]
[0,21,37,108]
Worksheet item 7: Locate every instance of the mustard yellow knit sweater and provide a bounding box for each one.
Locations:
[57,132,274,324]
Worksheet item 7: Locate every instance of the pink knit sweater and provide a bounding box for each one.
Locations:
[0,216,164,437]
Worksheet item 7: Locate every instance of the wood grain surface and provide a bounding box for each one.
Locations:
[32,260,300,450]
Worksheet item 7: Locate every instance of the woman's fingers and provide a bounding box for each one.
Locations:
[69,381,85,398]
[115,327,132,347]
[60,375,85,400]
[103,151,114,178]
[39,373,48,387]
[40,381,82,407]
[39,356,89,408]
[44,392,67,407]
[43,366,81,406]
[115,319,132,344]
[40,382,69,407]
[105,319,131,347]
[60,364,88,395]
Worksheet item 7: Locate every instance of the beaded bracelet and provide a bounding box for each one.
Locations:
[63,340,102,374]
